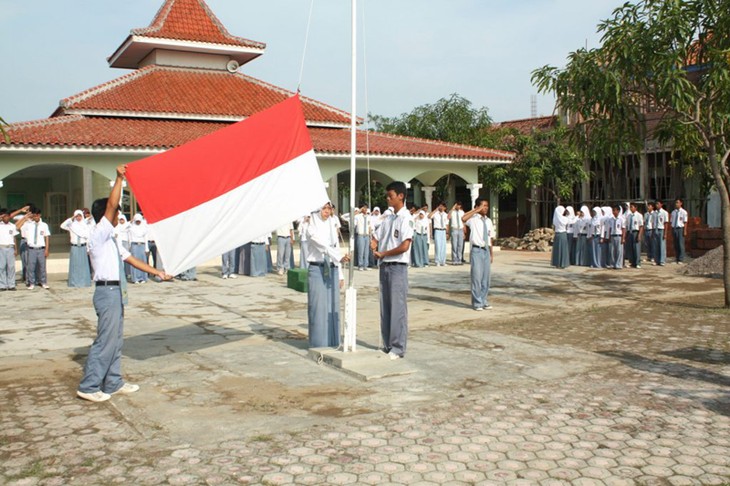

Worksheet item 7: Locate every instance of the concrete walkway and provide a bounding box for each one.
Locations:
[1,251,728,485]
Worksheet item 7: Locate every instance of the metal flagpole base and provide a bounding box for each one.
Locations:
[344,287,357,352]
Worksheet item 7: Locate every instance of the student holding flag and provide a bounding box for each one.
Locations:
[77,165,172,403]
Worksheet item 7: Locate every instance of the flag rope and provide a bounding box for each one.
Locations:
[297,0,316,93]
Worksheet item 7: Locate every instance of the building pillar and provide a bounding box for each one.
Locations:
[640,152,649,200]
[421,186,436,211]
[490,189,499,239]
[82,168,93,208]
[466,183,482,209]
[327,176,338,210]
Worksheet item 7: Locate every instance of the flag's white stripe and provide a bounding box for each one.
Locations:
[151,149,328,276]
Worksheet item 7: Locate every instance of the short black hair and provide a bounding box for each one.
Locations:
[475,197,489,207]
[91,198,108,224]
[613,204,622,211]
[31,207,42,215]
[675,198,684,204]
[0,208,8,215]
[385,181,407,198]
[647,202,655,208]
[655,200,663,206]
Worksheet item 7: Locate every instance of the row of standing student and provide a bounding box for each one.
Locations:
[0,205,54,291]
[552,199,690,270]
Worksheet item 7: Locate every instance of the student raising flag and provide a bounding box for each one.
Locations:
[125,96,329,276]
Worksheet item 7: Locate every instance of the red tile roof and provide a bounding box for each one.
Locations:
[58,66,352,125]
[132,0,265,49]
[1,116,513,161]
[493,115,558,135]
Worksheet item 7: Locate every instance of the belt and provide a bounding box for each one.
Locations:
[611,235,622,238]
[95,280,120,286]
[309,261,335,267]
[71,243,87,246]
[131,242,145,245]
[434,228,445,231]
[471,245,487,250]
[28,246,45,249]
[278,236,290,239]
[630,230,639,233]
[381,262,407,266]
[251,242,265,245]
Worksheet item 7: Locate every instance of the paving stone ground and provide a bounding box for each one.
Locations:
[1,251,728,485]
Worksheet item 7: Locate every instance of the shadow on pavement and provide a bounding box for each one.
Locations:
[661,346,730,365]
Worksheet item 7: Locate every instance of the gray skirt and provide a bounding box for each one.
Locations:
[551,232,571,268]
[68,245,91,287]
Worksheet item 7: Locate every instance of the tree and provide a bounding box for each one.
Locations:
[370,93,496,147]
[532,0,730,307]
[481,125,586,205]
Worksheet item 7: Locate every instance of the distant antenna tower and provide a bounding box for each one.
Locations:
[530,95,537,118]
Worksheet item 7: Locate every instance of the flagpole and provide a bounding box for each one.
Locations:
[344,0,358,352]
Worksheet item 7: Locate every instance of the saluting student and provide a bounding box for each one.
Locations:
[298,215,311,269]
[306,202,350,348]
[353,205,370,271]
[589,206,603,268]
[575,206,591,266]
[448,202,466,265]
[671,198,689,264]
[462,198,494,311]
[60,210,92,287]
[654,200,669,266]
[0,208,19,291]
[371,182,413,360]
[17,208,50,290]
[644,202,656,263]
[77,165,171,403]
[600,206,613,268]
[429,203,449,266]
[128,214,149,284]
[626,203,644,269]
[608,205,626,269]
[551,206,570,269]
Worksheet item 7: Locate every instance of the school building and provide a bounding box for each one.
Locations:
[0,0,513,252]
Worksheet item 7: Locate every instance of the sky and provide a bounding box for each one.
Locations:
[0,0,620,125]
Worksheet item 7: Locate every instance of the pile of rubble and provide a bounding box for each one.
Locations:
[495,228,554,252]
[683,245,725,279]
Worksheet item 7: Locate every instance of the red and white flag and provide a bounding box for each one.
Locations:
[126,95,328,276]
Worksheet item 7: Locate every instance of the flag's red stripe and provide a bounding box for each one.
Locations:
[126,96,313,224]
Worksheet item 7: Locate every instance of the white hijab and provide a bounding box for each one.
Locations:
[565,206,576,224]
[553,205,568,227]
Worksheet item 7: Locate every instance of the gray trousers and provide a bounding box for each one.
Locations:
[434,230,446,265]
[26,247,47,285]
[356,234,369,268]
[221,249,236,276]
[277,237,292,270]
[129,243,148,282]
[299,241,310,269]
[609,236,623,269]
[19,239,28,283]
[78,285,125,394]
[379,263,408,356]
[307,264,340,348]
[673,228,686,262]
[450,230,464,264]
[0,247,16,289]
[250,244,267,277]
[627,230,641,267]
[653,229,666,264]
[644,229,655,261]
[470,246,491,309]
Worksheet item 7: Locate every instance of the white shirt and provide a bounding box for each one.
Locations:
[277,222,294,237]
[449,209,465,230]
[627,211,644,231]
[414,217,430,238]
[23,220,50,248]
[0,221,18,246]
[431,211,448,230]
[354,212,370,235]
[656,208,669,229]
[671,208,688,228]
[305,212,345,280]
[298,217,310,242]
[645,211,655,230]
[465,214,494,247]
[114,222,130,244]
[88,217,131,281]
[128,222,149,245]
[60,217,90,245]
[373,206,414,264]
[610,216,625,236]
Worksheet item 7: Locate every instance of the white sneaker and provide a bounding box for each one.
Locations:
[278,269,285,275]
[484,305,493,310]
[77,390,111,402]
[636,265,642,269]
[42,284,50,289]
[474,307,484,312]
[229,274,237,279]
[388,351,402,360]
[111,383,140,395]
[28,285,35,290]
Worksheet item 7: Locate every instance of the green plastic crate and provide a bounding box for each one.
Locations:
[287,268,308,292]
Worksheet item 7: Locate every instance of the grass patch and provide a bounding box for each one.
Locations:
[251,434,273,442]
[7,460,52,480]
